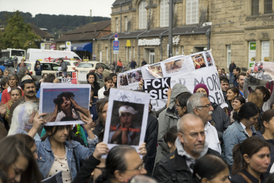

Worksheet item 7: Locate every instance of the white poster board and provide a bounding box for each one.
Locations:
[103,88,149,152]
[117,51,225,111]
[40,83,90,126]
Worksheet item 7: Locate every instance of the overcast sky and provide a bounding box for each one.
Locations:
[0,0,114,17]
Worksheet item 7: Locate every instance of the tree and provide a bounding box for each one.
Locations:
[0,11,41,50]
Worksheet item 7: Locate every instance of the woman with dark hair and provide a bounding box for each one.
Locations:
[28,110,98,183]
[0,135,42,183]
[110,73,117,88]
[34,60,42,76]
[230,96,245,123]
[73,145,146,183]
[226,87,240,116]
[191,154,230,183]
[14,133,38,160]
[1,74,24,104]
[231,137,270,183]
[48,92,90,122]
[223,102,260,167]
[175,92,192,117]
[86,72,100,97]
[89,86,99,121]
[254,109,274,170]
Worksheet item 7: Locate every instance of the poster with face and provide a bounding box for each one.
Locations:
[103,88,149,151]
[205,51,215,66]
[39,83,90,126]
[127,69,143,84]
[191,53,206,70]
[250,61,273,80]
[161,56,194,76]
[146,63,163,78]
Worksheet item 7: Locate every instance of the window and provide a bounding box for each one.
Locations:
[160,0,169,27]
[139,0,147,29]
[116,18,119,32]
[227,45,231,68]
[251,0,259,15]
[125,16,128,31]
[261,41,269,61]
[248,42,256,68]
[186,0,199,25]
[265,0,272,14]
[181,46,184,55]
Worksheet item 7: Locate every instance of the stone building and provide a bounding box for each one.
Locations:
[95,0,274,70]
[55,20,111,59]
[210,0,274,69]
[94,0,212,67]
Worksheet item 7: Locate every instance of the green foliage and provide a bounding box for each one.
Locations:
[0,11,40,50]
[0,11,110,34]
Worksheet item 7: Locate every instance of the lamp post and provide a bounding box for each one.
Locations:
[168,0,173,58]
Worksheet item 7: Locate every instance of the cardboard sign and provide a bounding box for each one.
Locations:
[143,77,171,100]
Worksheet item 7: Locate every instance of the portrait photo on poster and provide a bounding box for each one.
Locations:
[108,101,144,145]
[191,53,206,70]
[39,83,91,126]
[205,51,214,67]
[103,88,149,153]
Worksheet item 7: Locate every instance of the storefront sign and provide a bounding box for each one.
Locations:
[138,38,161,46]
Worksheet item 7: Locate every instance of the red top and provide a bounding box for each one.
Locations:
[1,87,24,104]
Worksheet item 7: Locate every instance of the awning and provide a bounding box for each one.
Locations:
[71,42,92,53]
[59,44,65,48]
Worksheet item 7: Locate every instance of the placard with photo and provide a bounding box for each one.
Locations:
[103,88,149,151]
[39,83,90,126]
[191,52,206,70]
[56,71,77,84]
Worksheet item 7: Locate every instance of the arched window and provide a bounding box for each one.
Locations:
[160,0,169,27]
[186,0,199,25]
[139,0,147,29]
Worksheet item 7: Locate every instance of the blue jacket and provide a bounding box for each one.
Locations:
[223,121,256,166]
[35,136,98,180]
[34,60,42,76]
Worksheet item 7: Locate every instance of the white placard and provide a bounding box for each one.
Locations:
[40,83,90,126]
[103,88,149,152]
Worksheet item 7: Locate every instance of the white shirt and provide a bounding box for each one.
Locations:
[204,122,221,154]
[240,122,251,137]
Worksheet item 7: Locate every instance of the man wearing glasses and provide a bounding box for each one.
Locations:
[186,93,221,154]
[153,114,220,183]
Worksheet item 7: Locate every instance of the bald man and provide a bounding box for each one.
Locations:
[153,114,220,183]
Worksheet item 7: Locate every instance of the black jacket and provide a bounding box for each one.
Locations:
[153,148,220,183]
[229,63,236,72]
[143,114,158,176]
[211,103,230,142]
[231,169,268,183]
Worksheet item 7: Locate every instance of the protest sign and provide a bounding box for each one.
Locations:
[117,51,225,111]
[103,88,149,152]
[143,77,171,100]
[39,83,90,126]
[250,61,274,81]
[117,68,144,90]
[56,71,77,84]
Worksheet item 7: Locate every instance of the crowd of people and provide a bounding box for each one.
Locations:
[1,59,274,183]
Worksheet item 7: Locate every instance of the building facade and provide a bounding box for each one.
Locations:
[95,0,274,70]
[95,0,211,67]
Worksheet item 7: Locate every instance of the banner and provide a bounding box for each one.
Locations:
[250,61,273,81]
[143,77,171,100]
[117,51,224,111]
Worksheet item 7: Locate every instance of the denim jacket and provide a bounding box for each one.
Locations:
[223,121,256,167]
[35,136,98,180]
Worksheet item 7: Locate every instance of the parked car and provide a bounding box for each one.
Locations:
[0,57,15,67]
[75,61,112,83]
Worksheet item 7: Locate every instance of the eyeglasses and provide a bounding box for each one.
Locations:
[126,163,145,172]
[196,103,212,108]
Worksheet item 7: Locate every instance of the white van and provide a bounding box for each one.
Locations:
[26,48,81,62]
